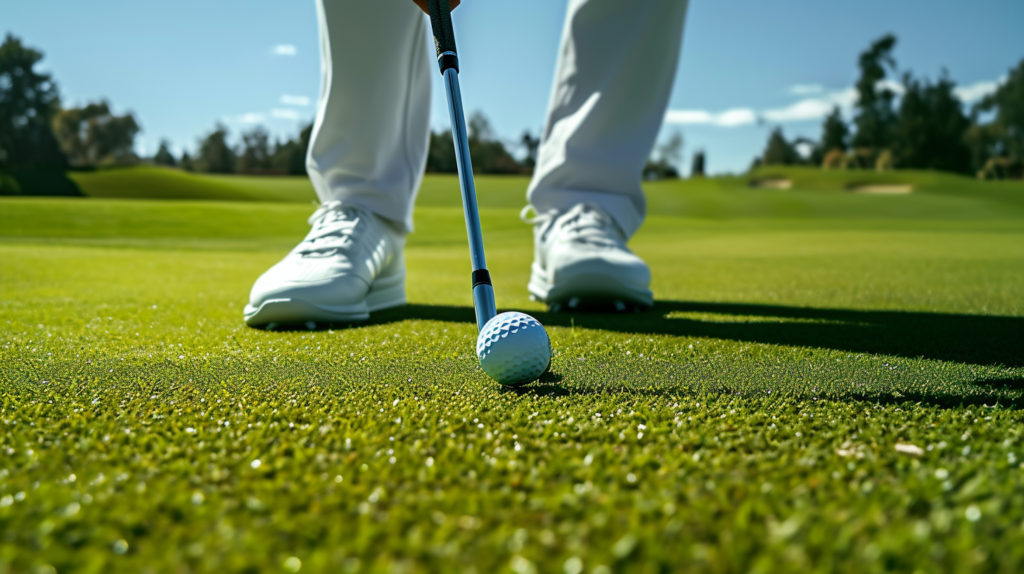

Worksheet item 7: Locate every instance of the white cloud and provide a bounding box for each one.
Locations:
[666,84,856,127]
[762,87,856,122]
[876,78,906,96]
[280,94,311,106]
[272,44,297,56]
[237,112,265,124]
[788,84,823,95]
[666,84,858,128]
[664,110,714,124]
[715,109,758,126]
[270,108,302,120]
[664,107,757,127]
[666,73,1005,130]
[762,99,834,122]
[954,79,999,103]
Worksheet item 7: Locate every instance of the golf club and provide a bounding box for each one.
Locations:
[426,0,495,332]
[426,0,551,385]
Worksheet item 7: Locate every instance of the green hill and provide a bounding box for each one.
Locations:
[69,166,318,202]
[3,165,1022,222]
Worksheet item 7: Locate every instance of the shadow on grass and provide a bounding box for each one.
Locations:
[367,300,1023,368]
[849,387,1024,409]
[499,381,1024,409]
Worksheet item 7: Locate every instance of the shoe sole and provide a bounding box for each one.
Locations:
[243,274,406,328]
[528,264,653,310]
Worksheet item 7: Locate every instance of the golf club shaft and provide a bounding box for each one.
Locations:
[427,0,496,332]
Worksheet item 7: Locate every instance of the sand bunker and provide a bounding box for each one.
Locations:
[750,178,792,189]
[847,184,914,194]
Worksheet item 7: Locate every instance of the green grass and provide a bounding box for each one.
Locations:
[2,173,1024,573]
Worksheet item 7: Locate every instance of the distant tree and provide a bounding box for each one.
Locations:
[194,123,236,173]
[52,101,140,167]
[153,140,176,166]
[821,148,845,169]
[467,111,494,142]
[179,151,194,172]
[820,106,850,153]
[467,111,521,174]
[271,122,313,175]
[237,126,272,173]
[520,131,540,169]
[812,106,850,165]
[0,34,66,168]
[966,121,1002,176]
[976,157,1023,180]
[967,58,1024,174]
[875,149,894,171]
[852,34,899,150]
[891,71,971,173]
[426,130,457,173]
[690,149,706,178]
[761,127,800,165]
[426,112,521,174]
[644,131,683,179]
[659,131,684,169]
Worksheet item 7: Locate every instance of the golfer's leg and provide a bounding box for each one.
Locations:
[243,0,431,327]
[308,0,432,233]
[527,0,689,239]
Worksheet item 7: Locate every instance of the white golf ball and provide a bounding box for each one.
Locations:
[476,311,551,385]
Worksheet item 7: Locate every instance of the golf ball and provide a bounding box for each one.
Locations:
[476,311,551,385]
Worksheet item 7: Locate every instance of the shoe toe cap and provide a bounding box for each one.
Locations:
[550,248,651,287]
[249,259,371,308]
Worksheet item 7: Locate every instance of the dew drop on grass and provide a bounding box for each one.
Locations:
[284,557,302,572]
[966,505,981,522]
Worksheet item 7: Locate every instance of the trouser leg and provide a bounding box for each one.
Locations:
[527,0,689,239]
[308,0,432,233]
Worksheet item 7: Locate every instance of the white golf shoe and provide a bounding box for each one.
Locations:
[244,201,406,327]
[522,202,653,311]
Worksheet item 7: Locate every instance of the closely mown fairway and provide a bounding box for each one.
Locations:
[2,172,1024,573]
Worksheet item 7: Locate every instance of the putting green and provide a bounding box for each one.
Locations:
[2,174,1024,572]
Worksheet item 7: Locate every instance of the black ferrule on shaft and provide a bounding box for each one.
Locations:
[437,52,459,74]
[427,0,458,74]
[471,269,492,288]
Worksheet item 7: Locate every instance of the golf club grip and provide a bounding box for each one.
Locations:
[427,0,459,73]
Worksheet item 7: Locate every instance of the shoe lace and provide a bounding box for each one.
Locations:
[521,203,623,247]
[297,201,364,256]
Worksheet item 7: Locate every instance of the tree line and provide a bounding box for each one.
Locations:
[756,35,1024,179]
[0,34,538,177]
[153,123,314,175]
[0,34,316,175]
[4,32,1020,180]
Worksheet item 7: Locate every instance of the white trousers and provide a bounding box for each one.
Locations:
[308,0,688,239]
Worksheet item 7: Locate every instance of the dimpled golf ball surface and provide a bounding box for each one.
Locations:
[476,312,551,385]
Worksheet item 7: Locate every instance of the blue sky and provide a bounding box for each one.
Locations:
[3,0,1022,174]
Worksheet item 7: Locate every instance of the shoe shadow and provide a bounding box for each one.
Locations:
[367,300,1023,368]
